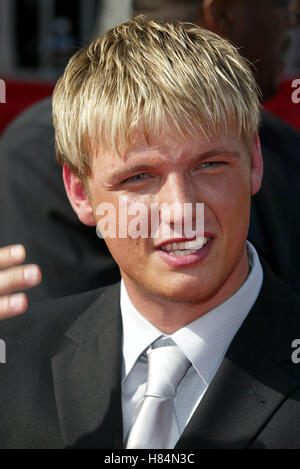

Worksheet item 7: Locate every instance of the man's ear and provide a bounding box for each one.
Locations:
[250,133,264,196]
[63,164,96,226]
[201,0,237,35]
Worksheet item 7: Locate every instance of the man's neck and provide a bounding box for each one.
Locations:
[121,250,250,334]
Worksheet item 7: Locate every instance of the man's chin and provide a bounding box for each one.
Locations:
[141,280,218,306]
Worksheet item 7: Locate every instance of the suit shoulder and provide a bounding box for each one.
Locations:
[260,109,300,162]
[261,109,300,138]
[252,260,300,373]
[1,97,53,136]
[260,259,300,316]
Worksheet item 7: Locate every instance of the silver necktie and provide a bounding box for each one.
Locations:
[126,339,191,449]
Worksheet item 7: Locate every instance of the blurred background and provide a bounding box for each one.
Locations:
[0,0,299,132]
[0,0,132,131]
[0,0,134,80]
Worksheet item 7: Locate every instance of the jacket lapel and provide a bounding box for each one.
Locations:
[176,262,299,449]
[176,335,297,449]
[52,284,124,449]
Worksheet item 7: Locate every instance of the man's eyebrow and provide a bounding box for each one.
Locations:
[106,164,157,184]
[196,149,242,160]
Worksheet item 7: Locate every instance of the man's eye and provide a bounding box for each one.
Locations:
[124,173,151,183]
[199,161,225,169]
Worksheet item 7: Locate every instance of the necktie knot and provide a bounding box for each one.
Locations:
[145,343,190,399]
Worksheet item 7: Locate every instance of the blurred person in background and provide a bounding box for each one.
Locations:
[133,0,296,101]
[132,0,300,297]
[0,98,120,302]
[287,0,300,75]
[264,0,300,131]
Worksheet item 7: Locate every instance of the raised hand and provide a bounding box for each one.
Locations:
[0,245,42,319]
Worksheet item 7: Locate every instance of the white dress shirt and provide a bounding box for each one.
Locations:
[121,242,263,446]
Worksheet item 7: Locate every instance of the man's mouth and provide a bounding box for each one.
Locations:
[159,237,211,256]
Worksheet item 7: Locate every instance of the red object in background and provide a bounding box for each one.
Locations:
[264,78,300,134]
[0,79,55,133]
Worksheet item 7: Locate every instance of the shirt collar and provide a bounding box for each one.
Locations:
[120,280,162,380]
[120,241,263,384]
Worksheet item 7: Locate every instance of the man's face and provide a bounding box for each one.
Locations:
[83,126,262,310]
[215,0,296,101]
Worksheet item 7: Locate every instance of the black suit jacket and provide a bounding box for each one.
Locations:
[0,260,300,449]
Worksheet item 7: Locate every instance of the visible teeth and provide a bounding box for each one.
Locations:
[184,239,205,249]
[172,249,199,256]
[161,237,210,254]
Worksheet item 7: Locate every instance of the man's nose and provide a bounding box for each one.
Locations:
[157,174,196,225]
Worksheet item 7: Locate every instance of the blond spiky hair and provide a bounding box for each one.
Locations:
[53,15,260,178]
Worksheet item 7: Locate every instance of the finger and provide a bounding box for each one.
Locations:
[0,264,42,296]
[0,293,28,320]
[0,245,26,269]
